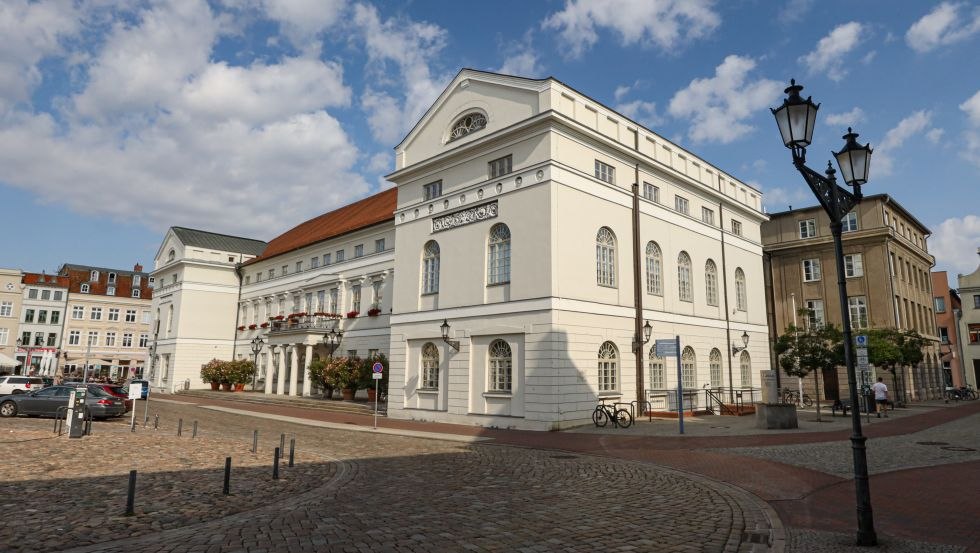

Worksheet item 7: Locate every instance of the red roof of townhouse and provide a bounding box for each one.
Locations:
[22,273,70,287]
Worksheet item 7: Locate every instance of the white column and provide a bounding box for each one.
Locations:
[276,346,286,396]
[264,346,274,394]
[289,344,299,397]
[302,344,313,397]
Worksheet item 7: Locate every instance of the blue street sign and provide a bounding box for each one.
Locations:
[655,339,678,357]
[855,335,868,347]
[372,362,383,373]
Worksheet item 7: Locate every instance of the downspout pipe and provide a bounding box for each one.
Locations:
[719,201,735,403]
[632,132,645,409]
[764,251,781,390]
[232,255,244,360]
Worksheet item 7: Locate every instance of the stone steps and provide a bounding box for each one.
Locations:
[176,389,379,416]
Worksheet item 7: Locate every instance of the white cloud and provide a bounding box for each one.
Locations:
[667,55,782,144]
[615,100,663,129]
[800,22,864,82]
[906,2,980,53]
[926,128,945,144]
[961,90,980,125]
[824,107,865,128]
[260,0,347,48]
[542,0,720,58]
[760,185,809,213]
[497,50,541,77]
[367,152,392,174]
[777,0,813,25]
[929,215,980,275]
[874,110,933,176]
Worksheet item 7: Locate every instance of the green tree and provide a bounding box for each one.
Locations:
[863,328,927,405]
[773,323,843,420]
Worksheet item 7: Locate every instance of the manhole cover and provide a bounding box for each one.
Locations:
[916,441,949,446]
[550,455,578,459]
[940,446,976,452]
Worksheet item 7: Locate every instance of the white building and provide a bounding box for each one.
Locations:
[17,272,69,375]
[385,70,770,429]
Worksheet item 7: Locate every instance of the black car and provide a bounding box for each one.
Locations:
[0,385,126,419]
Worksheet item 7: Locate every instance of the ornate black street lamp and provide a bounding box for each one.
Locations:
[250,336,264,391]
[440,319,460,351]
[771,79,876,546]
[730,331,750,357]
[631,320,653,353]
[323,327,344,359]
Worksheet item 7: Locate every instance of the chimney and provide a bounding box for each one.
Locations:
[134,263,143,273]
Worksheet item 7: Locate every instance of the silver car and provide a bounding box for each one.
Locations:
[0,385,126,419]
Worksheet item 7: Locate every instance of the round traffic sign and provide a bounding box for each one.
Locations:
[372,362,383,373]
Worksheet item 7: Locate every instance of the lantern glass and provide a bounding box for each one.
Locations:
[741,331,749,348]
[440,319,450,340]
[643,321,653,342]
[834,129,872,186]
[771,80,819,149]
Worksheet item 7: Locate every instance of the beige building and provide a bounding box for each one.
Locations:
[763,194,942,402]
[956,252,980,389]
[0,268,24,373]
[60,264,153,380]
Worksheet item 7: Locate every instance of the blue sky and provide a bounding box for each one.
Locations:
[2,0,979,282]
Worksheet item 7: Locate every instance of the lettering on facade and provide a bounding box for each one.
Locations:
[431,200,498,233]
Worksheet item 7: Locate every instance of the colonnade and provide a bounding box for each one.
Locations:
[262,343,315,397]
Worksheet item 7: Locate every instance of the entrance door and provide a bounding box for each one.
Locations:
[821,367,840,400]
[974,360,980,388]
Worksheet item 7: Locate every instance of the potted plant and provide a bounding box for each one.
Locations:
[346,310,359,319]
[237,325,246,331]
[361,354,388,402]
[248,323,257,330]
[260,322,269,329]
[200,358,224,390]
[367,307,382,317]
[230,359,255,392]
[307,358,334,399]
[328,357,361,400]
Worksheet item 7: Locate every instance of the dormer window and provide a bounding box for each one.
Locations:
[108,272,116,284]
[448,112,487,142]
[90,270,99,281]
[80,284,90,293]
[167,249,176,262]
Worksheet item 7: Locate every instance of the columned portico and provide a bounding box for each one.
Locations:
[264,345,275,394]
[276,346,286,395]
[303,344,313,397]
[289,347,299,397]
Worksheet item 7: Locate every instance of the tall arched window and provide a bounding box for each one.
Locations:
[421,342,440,389]
[487,224,511,285]
[681,346,696,388]
[735,268,747,312]
[645,241,663,296]
[740,350,752,387]
[422,241,440,294]
[705,260,719,306]
[649,348,665,389]
[596,227,617,287]
[709,348,723,389]
[167,249,175,262]
[448,112,487,142]
[598,341,618,392]
[488,339,512,392]
[678,252,693,302]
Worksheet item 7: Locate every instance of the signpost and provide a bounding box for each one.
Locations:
[372,361,383,429]
[655,337,684,435]
[128,382,143,431]
[856,335,870,421]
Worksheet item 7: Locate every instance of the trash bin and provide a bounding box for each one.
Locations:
[184,378,191,391]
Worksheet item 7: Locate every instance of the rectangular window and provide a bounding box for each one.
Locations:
[372,280,383,308]
[701,207,714,225]
[87,331,98,346]
[28,289,38,299]
[731,220,743,236]
[108,308,120,321]
[799,219,816,238]
[0,301,11,317]
[108,272,116,284]
[802,259,822,282]
[423,180,442,200]
[0,328,6,346]
[849,296,869,329]
[122,333,133,348]
[329,289,338,313]
[488,155,513,178]
[351,285,361,313]
[46,333,56,346]
[354,244,364,258]
[37,310,47,324]
[21,332,30,346]
[336,250,345,262]
[143,311,150,323]
[968,324,980,344]
[642,182,659,202]
[245,276,251,284]
[939,327,949,344]
[282,265,288,276]
[107,286,116,296]
[40,289,51,300]
[50,311,60,324]
[296,261,303,272]
[974,295,980,309]
[268,269,275,279]
[842,211,858,232]
[72,305,84,319]
[125,309,136,323]
[105,332,116,347]
[594,160,615,184]
[132,289,141,299]
[68,330,80,346]
[90,307,102,320]
[375,238,385,253]
[674,195,689,215]
[255,272,262,282]
[133,275,141,286]
[323,253,331,265]
[310,257,319,269]
[24,309,34,323]
[316,290,325,311]
[305,293,313,312]
[33,331,43,346]
[844,253,864,277]
[805,300,825,329]
[80,283,89,293]
[139,334,149,348]
[53,290,63,301]
[934,297,946,313]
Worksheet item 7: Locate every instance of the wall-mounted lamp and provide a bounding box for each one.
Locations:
[632,320,653,352]
[440,319,460,351]
[731,331,750,357]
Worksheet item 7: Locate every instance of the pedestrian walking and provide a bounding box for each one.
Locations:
[873,377,889,418]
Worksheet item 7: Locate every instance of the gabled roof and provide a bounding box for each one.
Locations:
[244,188,397,266]
[22,273,69,287]
[171,227,267,256]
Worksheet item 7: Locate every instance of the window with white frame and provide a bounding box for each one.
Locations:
[296,261,303,272]
[731,220,743,236]
[597,341,618,392]
[133,275,141,286]
[802,258,822,282]
[80,284,89,293]
[90,270,99,281]
[268,269,275,279]
[336,249,345,262]
[40,289,50,300]
[108,308,120,321]
[105,332,116,347]
[799,219,816,238]
[282,265,288,276]
[844,253,864,277]
[423,180,442,201]
[674,195,689,215]
[316,291,325,312]
[142,310,150,323]
[125,309,136,323]
[487,223,511,285]
[805,300,825,328]
[934,297,946,313]
[0,301,12,317]
[50,311,60,324]
[596,227,617,287]
[739,351,752,387]
[87,331,98,346]
[709,348,723,388]
[422,241,440,294]
[0,328,8,346]
[311,257,320,269]
[53,290,63,301]
[645,241,663,296]
[72,305,83,319]
[329,289,338,313]
[849,296,869,329]
[488,339,512,392]
[107,272,116,284]
[375,238,385,253]
[122,333,133,347]
[448,112,486,142]
[107,286,116,296]
[595,160,615,184]
[354,245,364,258]
[351,285,361,313]
[643,182,660,202]
[421,342,439,389]
[705,260,718,306]
[678,252,693,302]
[372,281,382,309]
[24,309,34,323]
[649,349,665,389]
[90,307,102,320]
[323,253,331,265]
[735,268,747,311]
[304,293,313,312]
[28,289,38,299]
[488,155,513,179]
[702,207,715,225]
[139,334,149,348]
[681,346,696,388]
[68,330,80,346]
[842,211,858,232]
[37,310,47,324]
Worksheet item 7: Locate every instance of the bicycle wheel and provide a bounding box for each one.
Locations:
[614,408,633,429]
[802,395,813,408]
[592,407,608,427]
[969,390,979,401]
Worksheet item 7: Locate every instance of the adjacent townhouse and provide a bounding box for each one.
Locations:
[17,273,69,375]
[932,271,964,388]
[0,268,24,373]
[957,252,980,389]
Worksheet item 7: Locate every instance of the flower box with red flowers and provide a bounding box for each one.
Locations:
[367,308,382,317]
[346,310,359,319]
[259,322,269,329]
[248,324,258,330]
[237,325,246,331]
[271,315,285,321]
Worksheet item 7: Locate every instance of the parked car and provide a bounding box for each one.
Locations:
[0,385,126,419]
[87,384,133,412]
[128,379,150,399]
[0,376,45,395]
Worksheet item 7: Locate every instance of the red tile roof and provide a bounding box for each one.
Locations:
[246,188,397,265]
[22,273,70,287]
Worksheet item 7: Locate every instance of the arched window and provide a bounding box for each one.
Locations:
[448,112,487,142]
[681,346,696,388]
[709,348,723,389]
[488,339,512,392]
[167,249,175,262]
[487,224,511,285]
[422,241,440,294]
[649,348,665,389]
[598,341,618,392]
[421,342,440,389]
[596,227,617,287]
[705,260,718,306]
[740,350,752,388]
[735,268,747,312]
[678,252,693,302]
[645,241,663,296]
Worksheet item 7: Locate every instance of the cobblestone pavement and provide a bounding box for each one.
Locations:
[0,400,779,553]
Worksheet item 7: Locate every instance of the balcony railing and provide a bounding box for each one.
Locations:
[266,317,339,334]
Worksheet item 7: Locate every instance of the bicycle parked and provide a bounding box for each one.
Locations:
[781,387,813,408]
[944,386,978,401]
[592,401,633,428]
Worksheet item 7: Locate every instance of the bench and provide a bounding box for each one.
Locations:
[831,399,852,416]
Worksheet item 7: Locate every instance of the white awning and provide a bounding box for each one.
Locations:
[0,352,20,367]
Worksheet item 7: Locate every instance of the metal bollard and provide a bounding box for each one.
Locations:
[125,470,137,516]
[279,433,285,458]
[131,419,136,433]
[177,418,183,437]
[153,414,159,430]
[223,457,231,495]
[192,420,198,439]
[288,438,295,468]
[273,448,280,480]
[252,430,258,453]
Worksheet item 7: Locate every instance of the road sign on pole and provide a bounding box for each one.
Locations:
[655,339,678,358]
